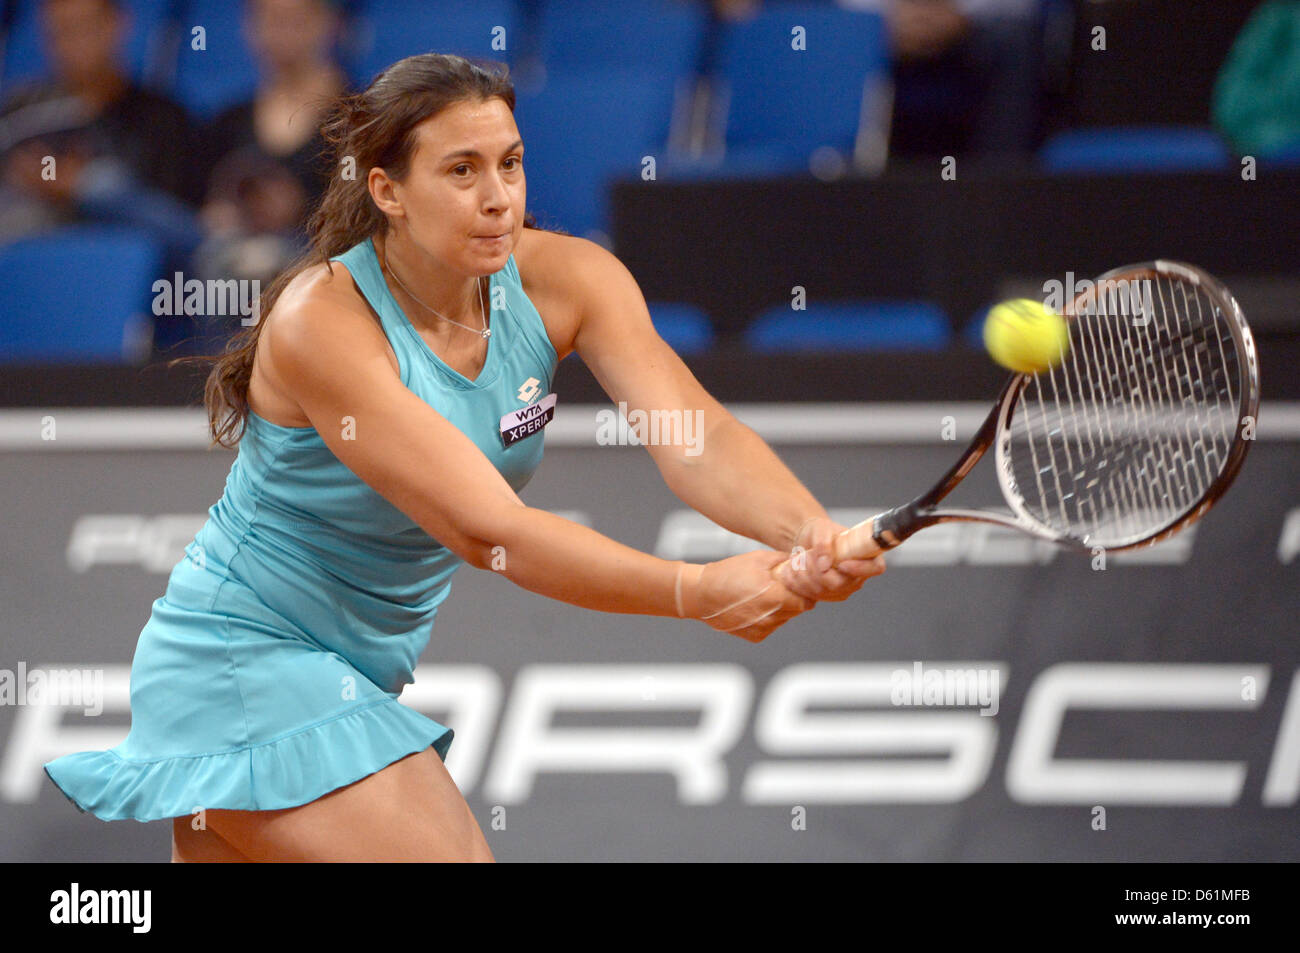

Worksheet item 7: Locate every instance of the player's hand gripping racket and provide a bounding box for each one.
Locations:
[779,260,1260,570]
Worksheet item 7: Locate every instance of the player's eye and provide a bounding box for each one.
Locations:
[452,164,472,176]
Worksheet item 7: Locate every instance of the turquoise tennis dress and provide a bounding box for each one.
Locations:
[44,236,559,822]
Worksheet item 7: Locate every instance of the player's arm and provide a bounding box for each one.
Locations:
[263,289,691,617]
[562,236,828,552]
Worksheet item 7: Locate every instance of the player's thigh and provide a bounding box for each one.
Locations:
[203,747,493,862]
[171,817,250,862]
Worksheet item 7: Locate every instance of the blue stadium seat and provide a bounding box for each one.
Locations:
[709,3,889,175]
[648,302,713,355]
[1039,126,1234,173]
[657,143,837,181]
[535,0,707,78]
[1,0,174,92]
[531,1,707,188]
[0,226,161,363]
[170,0,260,119]
[516,67,677,239]
[745,301,951,353]
[349,0,523,88]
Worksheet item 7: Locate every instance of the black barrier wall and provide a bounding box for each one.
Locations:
[610,170,1300,341]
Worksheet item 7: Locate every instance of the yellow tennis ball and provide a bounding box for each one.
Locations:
[982,299,1070,374]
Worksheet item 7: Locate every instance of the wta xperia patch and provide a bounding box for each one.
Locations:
[500,392,557,447]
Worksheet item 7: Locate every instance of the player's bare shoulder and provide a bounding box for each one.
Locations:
[513,226,622,362]
[251,258,400,427]
[268,259,396,364]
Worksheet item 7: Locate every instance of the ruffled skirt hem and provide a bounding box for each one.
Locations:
[43,698,454,823]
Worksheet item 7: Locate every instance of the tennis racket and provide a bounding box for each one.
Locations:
[786,259,1261,566]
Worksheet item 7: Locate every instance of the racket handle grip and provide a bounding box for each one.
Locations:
[832,516,885,562]
[846,504,917,557]
[770,507,909,583]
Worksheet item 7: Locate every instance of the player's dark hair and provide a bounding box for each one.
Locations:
[170,53,540,450]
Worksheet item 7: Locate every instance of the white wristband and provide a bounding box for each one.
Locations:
[701,582,774,621]
[719,600,781,632]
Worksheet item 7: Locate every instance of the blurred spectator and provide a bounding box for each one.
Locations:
[837,0,1045,160]
[195,0,347,238]
[0,0,202,251]
[196,147,309,277]
[710,0,763,19]
[1212,0,1300,159]
[190,0,349,349]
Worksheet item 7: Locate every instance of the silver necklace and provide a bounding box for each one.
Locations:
[382,248,490,340]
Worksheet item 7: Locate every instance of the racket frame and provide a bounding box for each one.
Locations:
[862,260,1260,557]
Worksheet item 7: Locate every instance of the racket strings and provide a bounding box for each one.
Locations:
[1007,274,1242,546]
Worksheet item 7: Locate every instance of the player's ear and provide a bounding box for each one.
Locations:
[368,167,404,220]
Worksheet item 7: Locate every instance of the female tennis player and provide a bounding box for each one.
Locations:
[43,53,886,862]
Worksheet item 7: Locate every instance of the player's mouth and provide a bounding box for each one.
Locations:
[473,232,509,245]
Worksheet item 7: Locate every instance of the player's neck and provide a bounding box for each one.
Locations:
[375,232,483,336]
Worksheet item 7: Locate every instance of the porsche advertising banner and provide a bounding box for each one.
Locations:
[2,404,1297,862]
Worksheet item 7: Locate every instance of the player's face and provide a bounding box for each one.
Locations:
[394,97,525,277]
